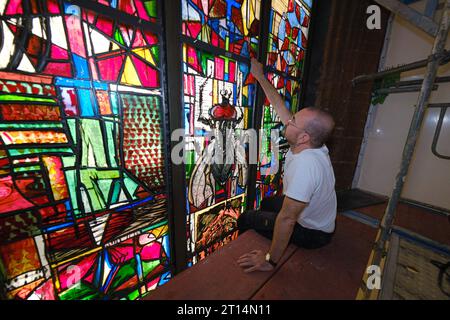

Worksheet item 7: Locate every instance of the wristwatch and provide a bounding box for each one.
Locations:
[265,252,277,268]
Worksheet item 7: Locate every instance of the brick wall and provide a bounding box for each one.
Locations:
[305,0,390,190]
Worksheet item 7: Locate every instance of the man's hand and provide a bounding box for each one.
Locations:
[237,250,274,273]
[250,58,264,81]
[249,58,291,124]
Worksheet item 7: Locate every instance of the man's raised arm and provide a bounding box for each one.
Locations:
[250,58,292,126]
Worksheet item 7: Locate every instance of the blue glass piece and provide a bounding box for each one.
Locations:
[77,89,97,116]
[73,54,90,79]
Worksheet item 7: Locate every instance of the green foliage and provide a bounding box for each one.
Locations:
[371,72,401,105]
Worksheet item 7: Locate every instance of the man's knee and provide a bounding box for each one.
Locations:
[261,195,284,212]
[237,210,258,232]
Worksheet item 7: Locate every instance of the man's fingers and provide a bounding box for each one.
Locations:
[244,265,258,273]
[238,253,252,261]
[239,251,259,260]
[237,257,253,265]
[238,261,254,268]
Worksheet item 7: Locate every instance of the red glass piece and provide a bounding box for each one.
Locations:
[5,0,23,14]
[132,56,159,88]
[51,45,69,60]
[97,56,124,82]
[43,62,72,77]
[135,0,150,20]
[132,29,146,47]
[96,16,114,36]
[187,22,202,39]
[47,0,60,13]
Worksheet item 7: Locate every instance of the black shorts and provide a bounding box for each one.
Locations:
[237,196,334,249]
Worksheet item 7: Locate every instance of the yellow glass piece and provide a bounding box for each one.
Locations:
[151,224,169,239]
[121,56,141,86]
[242,0,261,35]
[111,42,120,51]
[43,156,69,201]
[133,48,156,66]
[0,131,68,145]
[201,24,211,44]
[272,0,289,15]
[213,79,218,105]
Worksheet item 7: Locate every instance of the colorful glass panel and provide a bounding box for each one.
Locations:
[0,0,171,300]
[182,0,261,58]
[266,0,311,78]
[93,0,158,22]
[255,73,301,207]
[182,42,256,262]
[255,0,313,209]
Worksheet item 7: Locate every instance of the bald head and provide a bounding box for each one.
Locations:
[300,107,335,148]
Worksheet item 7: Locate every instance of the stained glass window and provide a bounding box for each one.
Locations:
[92,0,158,22]
[255,0,313,209]
[266,0,312,78]
[182,0,261,57]
[0,0,171,300]
[182,0,260,263]
[0,0,314,290]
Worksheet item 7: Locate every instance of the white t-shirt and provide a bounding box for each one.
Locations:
[283,145,337,233]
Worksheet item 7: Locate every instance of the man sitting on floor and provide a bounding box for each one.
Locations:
[237,58,337,273]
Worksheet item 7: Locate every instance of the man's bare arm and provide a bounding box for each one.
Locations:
[269,196,307,263]
[236,197,306,273]
[250,58,292,126]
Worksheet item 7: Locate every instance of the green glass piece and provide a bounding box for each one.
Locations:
[67,119,77,144]
[142,259,160,277]
[150,46,159,65]
[8,147,72,157]
[80,119,108,168]
[97,179,113,205]
[127,289,140,300]
[123,175,139,200]
[65,169,79,214]
[62,156,76,167]
[109,259,137,291]
[114,28,125,45]
[13,165,41,173]
[80,169,120,211]
[185,150,195,179]
[0,122,63,130]
[105,121,118,167]
[0,94,55,103]
[59,282,100,300]
[144,0,157,18]
[111,180,121,204]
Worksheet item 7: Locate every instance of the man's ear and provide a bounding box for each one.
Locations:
[299,131,309,144]
[304,132,311,144]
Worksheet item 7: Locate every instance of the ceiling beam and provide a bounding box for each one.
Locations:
[374,0,439,36]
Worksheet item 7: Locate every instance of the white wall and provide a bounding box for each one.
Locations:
[356,1,450,210]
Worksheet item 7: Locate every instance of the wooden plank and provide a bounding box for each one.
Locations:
[380,233,400,300]
[252,215,378,300]
[144,230,297,300]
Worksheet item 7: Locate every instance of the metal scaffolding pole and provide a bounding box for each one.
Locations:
[366,0,450,299]
[352,50,450,85]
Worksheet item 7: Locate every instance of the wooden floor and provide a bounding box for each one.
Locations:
[252,215,377,299]
[144,202,449,300]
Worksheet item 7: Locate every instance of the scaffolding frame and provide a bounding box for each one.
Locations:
[353,0,450,300]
